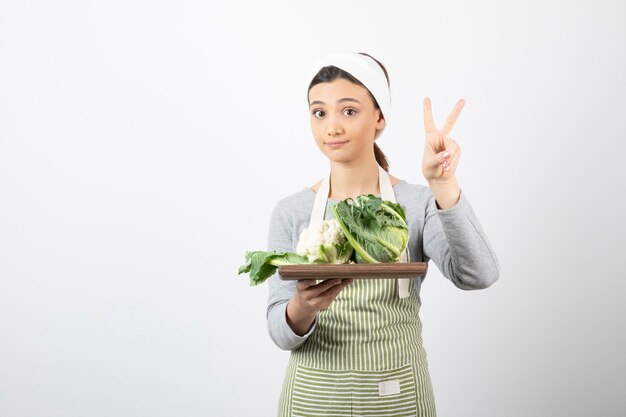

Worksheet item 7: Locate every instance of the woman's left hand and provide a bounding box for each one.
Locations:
[421,97,465,182]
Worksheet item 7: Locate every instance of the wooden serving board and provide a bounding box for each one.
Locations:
[278,262,428,280]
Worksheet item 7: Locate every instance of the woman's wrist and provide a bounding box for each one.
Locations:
[286,296,317,336]
[427,176,461,209]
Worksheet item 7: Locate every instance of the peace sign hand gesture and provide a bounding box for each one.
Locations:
[421,97,465,182]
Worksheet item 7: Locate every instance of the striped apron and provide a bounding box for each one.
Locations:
[277,166,436,417]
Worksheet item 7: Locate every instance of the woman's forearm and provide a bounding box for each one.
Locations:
[423,188,500,290]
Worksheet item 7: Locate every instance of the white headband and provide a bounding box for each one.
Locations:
[308,52,391,125]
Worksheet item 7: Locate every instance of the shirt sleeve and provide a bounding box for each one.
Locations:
[265,202,317,350]
[423,189,500,290]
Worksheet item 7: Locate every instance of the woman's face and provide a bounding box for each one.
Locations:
[308,78,385,164]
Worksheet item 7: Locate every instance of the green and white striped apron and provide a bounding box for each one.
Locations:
[277,166,436,417]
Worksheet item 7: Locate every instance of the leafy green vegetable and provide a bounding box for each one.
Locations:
[238,195,408,286]
[237,251,315,286]
[331,194,408,263]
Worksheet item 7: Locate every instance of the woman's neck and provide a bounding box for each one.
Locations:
[328,158,380,200]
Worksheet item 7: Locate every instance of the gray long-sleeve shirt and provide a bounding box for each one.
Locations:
[266,180,500,351]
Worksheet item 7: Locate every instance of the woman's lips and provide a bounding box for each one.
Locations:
[325,140,349,148]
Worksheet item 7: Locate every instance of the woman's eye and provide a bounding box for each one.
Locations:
[313,110,325,118]
[344,108,357,116]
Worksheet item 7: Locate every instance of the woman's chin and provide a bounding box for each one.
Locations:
[322,151,352,163]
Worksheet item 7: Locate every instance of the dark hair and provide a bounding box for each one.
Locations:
[307,52,391,172]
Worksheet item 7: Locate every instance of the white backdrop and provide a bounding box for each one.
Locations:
[1,1,625,416]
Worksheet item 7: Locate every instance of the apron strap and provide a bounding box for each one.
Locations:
[378,166,411,299]
[309,175,330,226]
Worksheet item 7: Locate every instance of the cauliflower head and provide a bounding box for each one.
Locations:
[296,219,353,263]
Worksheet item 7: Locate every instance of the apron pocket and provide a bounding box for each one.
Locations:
[291,363,417,417]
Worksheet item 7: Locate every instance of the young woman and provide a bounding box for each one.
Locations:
[265,51,499,417]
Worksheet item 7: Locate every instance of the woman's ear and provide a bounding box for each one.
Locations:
[375,112,386,130]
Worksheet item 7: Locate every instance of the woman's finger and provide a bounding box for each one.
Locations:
[441,99,465,135]
[305,280,351,310]
[297,279,318,291]
[306,279,342,295]
[430,149,452,167]
[425,132,446,154]
[423,97,437,134]
[319,278,351,295]
[442,152,458,172]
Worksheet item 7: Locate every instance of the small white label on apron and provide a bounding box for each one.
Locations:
[378,379,401,396]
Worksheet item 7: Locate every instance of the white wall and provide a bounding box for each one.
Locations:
[1,1,625,416]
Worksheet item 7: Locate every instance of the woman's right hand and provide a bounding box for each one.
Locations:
[286,278,352,336]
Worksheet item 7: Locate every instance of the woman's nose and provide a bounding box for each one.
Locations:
[326,119,343,136]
